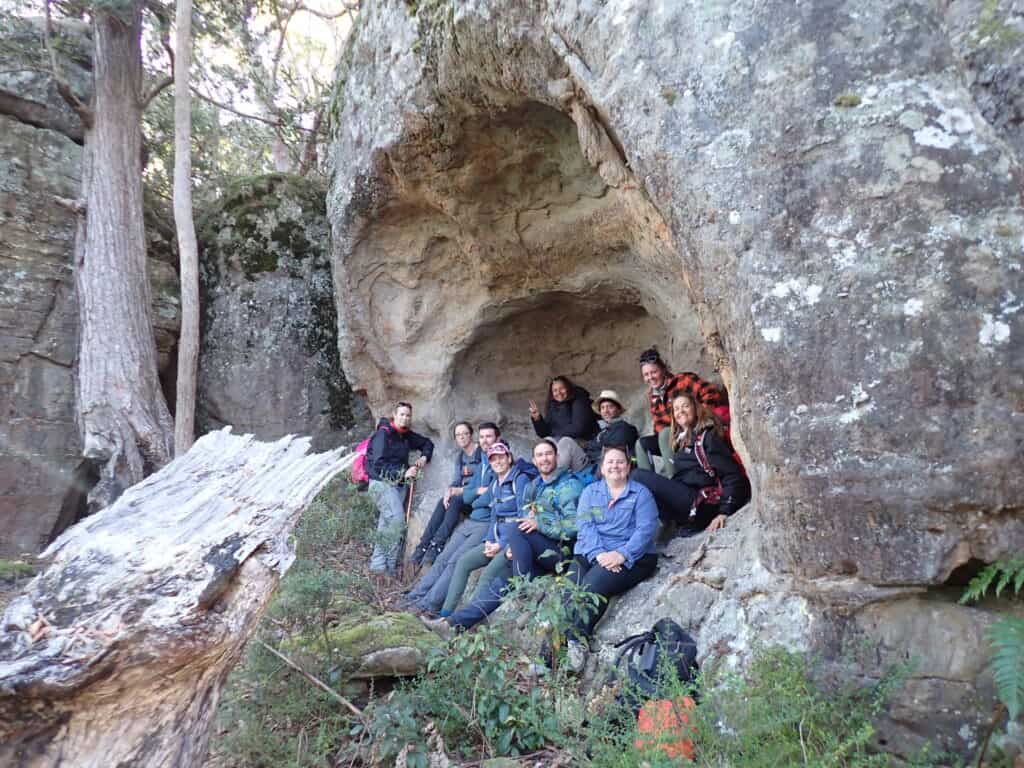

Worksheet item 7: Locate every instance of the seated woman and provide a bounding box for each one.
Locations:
[559,445,659,670]
[633,393,750,535]
[411,421,481,566]
[584,390,640,472]
[437,440,532,618]
[528,375,599,471]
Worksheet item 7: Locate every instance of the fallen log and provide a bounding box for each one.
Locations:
[0,428,354,768]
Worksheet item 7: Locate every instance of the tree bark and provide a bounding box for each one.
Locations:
[75,2,174,510]
[172,0,199,456]
[0,430,354,768]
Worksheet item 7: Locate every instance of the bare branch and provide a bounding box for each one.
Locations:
[0,88,84,144]
[44,0,93,129]
[286,1,359,20]
[54,195,86,214]
[190,86,316,132]
[258,641,364,718]
[141,75,174,110]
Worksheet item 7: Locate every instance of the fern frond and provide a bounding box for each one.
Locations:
[962,563,1001,604]
[988,617,1024,721]
[961,556,1024,603]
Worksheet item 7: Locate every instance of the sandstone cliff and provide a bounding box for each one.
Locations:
[326,0,1024,756]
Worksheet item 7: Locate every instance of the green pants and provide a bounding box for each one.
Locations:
[442,545,507,614]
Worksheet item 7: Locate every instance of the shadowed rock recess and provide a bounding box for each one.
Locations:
[327,0,1023,757]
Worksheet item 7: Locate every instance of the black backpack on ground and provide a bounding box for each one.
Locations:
[610,618,700,714]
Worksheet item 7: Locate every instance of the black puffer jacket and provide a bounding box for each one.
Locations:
[671,428,749,521]
[532,385,600,441]
[367,418,435,482]
[584,418,640,465]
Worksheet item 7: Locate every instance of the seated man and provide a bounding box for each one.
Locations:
[634,346,726,467]
[402,422,500,614]
[426,438,583,633]
[437,440,532,616]
[584,390,640,472]
[365,401,434,574]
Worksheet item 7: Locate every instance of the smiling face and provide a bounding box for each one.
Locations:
[393,405,413,429]
[672,395,697,430]
[479,427,499,452]
[641,363,665,389]
[488,452,512,475]
[599,400,622,421]
[550,379,570,403]
[601,447,631,484]
[533,441,557,476]
[454,424,473,450]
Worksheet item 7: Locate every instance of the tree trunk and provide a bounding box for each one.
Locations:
[173,0,199,456]
[0,430,354,768]
[76,2,174,510]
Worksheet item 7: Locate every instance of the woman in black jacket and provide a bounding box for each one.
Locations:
[633,392,750,535]
[528,375,599,470]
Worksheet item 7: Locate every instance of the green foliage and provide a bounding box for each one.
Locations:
[960,557,1024,603]
[0,559,36,580]
[990,617,1024,720]
[961,556,1024,722]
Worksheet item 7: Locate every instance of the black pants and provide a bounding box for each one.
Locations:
[413,495,468,560]
[633,469,750,531]
[507,529,573,577]
[639,434,661,459]
[562,553,658,640]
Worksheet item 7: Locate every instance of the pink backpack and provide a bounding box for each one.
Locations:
[350,437,373,484]
[351,422,392,484]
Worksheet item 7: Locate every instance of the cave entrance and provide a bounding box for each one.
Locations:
[345,100,723,444]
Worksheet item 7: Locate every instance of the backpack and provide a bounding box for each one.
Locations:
[351,422,393,485]
[610,618,699,715]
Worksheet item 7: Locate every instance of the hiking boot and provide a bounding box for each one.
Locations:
[420,616,453,641]
[566,640,588,674]
[409,546,427,566]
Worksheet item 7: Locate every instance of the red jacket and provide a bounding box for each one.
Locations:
[649,372,726,433]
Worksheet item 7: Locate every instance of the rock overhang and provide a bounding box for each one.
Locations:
[328,0,1022,753]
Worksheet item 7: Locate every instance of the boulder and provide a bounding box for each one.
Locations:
[286,610,442,679]
[196,173,369,451]
[326,0,1023,756]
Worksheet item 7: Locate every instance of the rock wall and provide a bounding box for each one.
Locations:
[196,173,369,450]
[0,22,180,558]
[327,0,1023,757]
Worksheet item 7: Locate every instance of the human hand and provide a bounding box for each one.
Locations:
[518,517,538,533]
[596,550,625,572]
[404,465,419,480]
[707,514,728,533]
[528,400,541,420]
[483,542,502,558]
[505,547,513,560]
[476,487,487,497]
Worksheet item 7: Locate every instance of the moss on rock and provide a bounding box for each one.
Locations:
[285,610,443,679]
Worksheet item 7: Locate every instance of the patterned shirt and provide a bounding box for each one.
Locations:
[649,372,725,433]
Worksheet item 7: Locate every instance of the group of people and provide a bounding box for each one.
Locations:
[362,347,751,669]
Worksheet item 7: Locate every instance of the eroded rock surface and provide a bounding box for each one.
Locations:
[328,0,1023,756]
[197,174,369,450]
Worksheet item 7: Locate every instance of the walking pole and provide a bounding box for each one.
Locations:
[401,476,417,581]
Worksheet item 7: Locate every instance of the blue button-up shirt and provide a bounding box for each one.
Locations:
[574,478,659,568]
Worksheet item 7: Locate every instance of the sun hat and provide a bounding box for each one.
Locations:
[593,389,625,414]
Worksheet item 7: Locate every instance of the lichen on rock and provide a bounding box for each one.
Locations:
[196,173,369,449]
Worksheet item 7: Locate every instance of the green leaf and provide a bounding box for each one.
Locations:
[989,617,1024,720]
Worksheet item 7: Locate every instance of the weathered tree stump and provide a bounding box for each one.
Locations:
[0,428,354,767]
